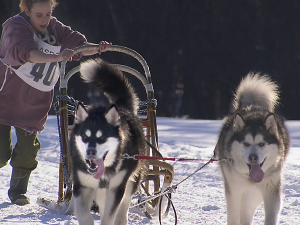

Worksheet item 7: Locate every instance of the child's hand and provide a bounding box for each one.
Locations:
[57,48,75,61]
[98,41,112,54]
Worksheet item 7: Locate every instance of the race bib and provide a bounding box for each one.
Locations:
[14,34,62,92]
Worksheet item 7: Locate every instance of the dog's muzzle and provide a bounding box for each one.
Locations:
[86,147,97,158]
[85,147,105,179]
[247,156,266,183]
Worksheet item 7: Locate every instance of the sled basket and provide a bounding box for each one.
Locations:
[37,45,174,217]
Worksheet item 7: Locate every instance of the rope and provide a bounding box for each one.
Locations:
[159,193,177,225]
[126,140,217,223]
[146,140,162,157]
[122,153,215,162]
[135,155,214,161]
[174,158,215,187]
[129,157,216,209]
[138,99,157,114]
[55,108,73,191]
[139,99,157,107]
[130,185,177,209]
[54,95,77,109]
[53,95,77,191]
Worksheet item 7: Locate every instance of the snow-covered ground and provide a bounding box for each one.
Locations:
[1,116,300,224]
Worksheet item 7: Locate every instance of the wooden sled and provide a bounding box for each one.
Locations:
[37,45,174,217]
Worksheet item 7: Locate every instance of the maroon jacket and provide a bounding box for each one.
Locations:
[0,12,87,133]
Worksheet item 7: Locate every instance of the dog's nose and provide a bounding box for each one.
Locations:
[249,154,258,163]
[86,148,97,157]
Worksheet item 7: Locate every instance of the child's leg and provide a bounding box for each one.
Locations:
[8,127,41,205]
[0,124,13,168]
[10,127,40,172]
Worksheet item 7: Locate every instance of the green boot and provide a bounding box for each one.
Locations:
[8,169,31,205]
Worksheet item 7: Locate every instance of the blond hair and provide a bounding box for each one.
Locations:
[19,0,58,12]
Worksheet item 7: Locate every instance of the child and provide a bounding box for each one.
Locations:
[0,0,111,205]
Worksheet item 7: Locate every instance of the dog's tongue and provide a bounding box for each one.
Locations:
[249,164,264,183]
[93,159,105,179]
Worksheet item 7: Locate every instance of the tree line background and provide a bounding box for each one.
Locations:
[1,0,300,120]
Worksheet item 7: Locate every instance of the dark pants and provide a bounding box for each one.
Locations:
[0,124,40,172]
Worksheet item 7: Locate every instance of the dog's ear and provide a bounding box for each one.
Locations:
[105,104,120,126]
[233,113,245,131]
[75,102,88,124]
[265,113,278,135]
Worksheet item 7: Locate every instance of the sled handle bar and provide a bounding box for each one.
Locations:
[59,45,153,93]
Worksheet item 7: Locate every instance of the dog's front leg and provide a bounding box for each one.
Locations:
[263,188,281,225]
[225,190,243,225]
[101,186,126,225]
[95,187,106,219]
[114,179,139,225]
[101,171,128,225]
[73,187,96,225]
[221,167,243,225]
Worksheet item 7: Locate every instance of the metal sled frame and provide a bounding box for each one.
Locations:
[57,45,174,212]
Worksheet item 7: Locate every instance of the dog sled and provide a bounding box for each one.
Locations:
[36,45,174,219]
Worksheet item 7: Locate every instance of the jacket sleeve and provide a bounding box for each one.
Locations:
[0,18,39,66]
[50,17,87,61]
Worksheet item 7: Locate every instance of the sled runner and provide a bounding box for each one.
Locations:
[37,45,174,217]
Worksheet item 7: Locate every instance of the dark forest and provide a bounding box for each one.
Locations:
[1,0,300,119]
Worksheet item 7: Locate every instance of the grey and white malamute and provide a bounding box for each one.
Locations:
[69,59,147,225]
[214,73,289,225]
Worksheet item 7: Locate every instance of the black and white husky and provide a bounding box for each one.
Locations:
[214,73,289,225]
[69,59,147,225]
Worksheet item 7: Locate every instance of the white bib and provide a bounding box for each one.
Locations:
[13,34,61,92]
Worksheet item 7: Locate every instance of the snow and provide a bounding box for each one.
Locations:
[1,116,300,224]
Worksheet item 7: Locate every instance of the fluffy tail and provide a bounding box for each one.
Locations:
[80,59,139,113]
[232,73,279,112]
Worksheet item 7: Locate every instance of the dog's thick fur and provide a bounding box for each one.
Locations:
[214,73,289,225]
[69,59,147,225]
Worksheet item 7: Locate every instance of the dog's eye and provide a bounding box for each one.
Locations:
[82,134,89,142]
[258,142,265,147]
[97,136,106,143]
[243,142,250,147]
